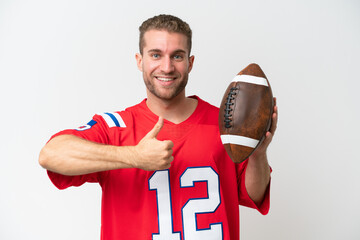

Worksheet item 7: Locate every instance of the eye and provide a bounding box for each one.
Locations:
[173,54,183,61]
[151,53,160,59]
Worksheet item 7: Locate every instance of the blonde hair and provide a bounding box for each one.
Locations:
[139,14,192,55]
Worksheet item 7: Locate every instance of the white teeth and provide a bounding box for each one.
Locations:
[157,77,174,82]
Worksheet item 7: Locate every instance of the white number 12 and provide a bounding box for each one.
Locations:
[149,167,223,240]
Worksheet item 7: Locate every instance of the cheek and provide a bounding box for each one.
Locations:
[144,62,159,75]
[178,62,190,73]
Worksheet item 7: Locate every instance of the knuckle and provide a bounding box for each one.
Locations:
[159,150,168,158]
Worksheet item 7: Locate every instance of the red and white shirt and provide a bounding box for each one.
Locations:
[47,96,270,240]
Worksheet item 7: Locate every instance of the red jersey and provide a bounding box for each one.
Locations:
[47,96,270,240]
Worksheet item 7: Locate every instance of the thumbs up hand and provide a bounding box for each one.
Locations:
[131,117,174,171]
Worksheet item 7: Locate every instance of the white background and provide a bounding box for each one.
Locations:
[1,0,359,239]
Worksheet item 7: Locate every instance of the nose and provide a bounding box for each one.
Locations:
[160,56,174,73]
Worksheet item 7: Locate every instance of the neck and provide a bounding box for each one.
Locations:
[146,91,198,124]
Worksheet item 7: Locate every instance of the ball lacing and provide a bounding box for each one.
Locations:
[224,87,238,128]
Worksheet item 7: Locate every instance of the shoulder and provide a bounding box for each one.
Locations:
[92,100,146,130]
[93,112,127,128]
[195,96,219,111]
[192,96,220,125]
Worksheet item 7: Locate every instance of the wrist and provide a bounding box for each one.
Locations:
[122,145,140,168]
[249,150,267,162]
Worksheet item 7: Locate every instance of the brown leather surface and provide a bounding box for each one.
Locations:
[219,63,273,163]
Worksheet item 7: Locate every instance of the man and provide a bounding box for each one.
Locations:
[39,14,278,240]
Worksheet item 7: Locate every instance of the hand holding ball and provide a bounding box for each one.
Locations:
[219,63,274,163]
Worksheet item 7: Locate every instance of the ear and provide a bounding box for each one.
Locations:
[188,55,195,73]
[135,53,143,72]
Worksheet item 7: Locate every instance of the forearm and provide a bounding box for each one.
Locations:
[244,99,277,205]
[245,152,271,205]
[39,135,135,176]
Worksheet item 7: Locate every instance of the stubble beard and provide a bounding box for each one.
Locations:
[143,73,189,101]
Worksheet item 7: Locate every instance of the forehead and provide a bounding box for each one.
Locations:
[142,30,189,54]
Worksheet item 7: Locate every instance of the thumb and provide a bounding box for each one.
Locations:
[145,117,164,139]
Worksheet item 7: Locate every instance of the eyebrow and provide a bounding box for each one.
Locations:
[147,49,187,55]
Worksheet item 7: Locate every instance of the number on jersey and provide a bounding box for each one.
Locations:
[149,167,223,240]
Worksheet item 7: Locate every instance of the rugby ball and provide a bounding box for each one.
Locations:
[219,63,273,163]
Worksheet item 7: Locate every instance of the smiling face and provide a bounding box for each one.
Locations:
[136,30,194,102]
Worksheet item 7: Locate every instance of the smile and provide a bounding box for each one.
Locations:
[156,77,176,82]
